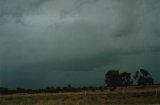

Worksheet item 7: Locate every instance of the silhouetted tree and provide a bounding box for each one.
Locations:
[16,88,25,93]
[45,86,56,93]
[140,69,150,77]
[55,86,61,93]
[105,70,121,90]
[134,69,154,86]
[134,71,140,80]
[120,72,133,87]
[0,87,9,94]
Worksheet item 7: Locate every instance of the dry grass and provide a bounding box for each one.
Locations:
[0,86,160,105]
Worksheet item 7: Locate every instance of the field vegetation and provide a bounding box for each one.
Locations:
[0,86,160,105]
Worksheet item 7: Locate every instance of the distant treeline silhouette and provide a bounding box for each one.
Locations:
[0,68,158,94]
[105,68,154,90]
[0,85,106,95]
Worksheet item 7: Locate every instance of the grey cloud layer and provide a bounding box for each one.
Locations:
[0,0,160,88]
[0,0,48,17]
[1,0,160,69]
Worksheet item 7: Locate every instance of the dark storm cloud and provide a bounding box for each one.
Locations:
[0,0,160,69]
[112,0,160,37]
[0,0,49,17]
[0,0,160,88]
[6,53,119,72]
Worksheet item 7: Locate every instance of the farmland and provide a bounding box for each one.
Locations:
[0,86,160,105]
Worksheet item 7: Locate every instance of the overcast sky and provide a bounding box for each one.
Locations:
[0,0,160,89]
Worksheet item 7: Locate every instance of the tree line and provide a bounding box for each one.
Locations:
[0,85,106,95]
[0,68,157,94]
[105,68,154,90]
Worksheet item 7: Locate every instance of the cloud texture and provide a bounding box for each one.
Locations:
[0,0,160,88]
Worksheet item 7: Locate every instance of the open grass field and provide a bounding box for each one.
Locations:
[0,86,160,105]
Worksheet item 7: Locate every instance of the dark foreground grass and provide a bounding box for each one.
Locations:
[0,91,160,105]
